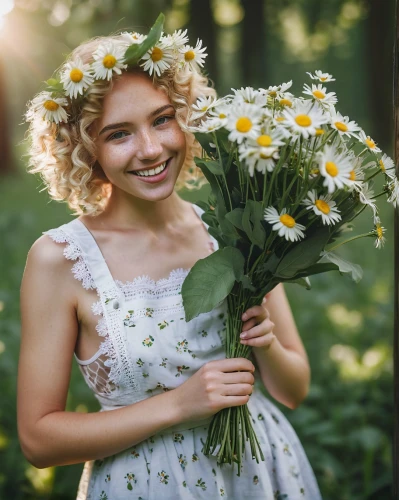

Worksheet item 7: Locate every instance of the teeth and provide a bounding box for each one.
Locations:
[136,161,167,177]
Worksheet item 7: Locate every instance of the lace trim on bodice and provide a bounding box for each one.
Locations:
[44,226,195,399]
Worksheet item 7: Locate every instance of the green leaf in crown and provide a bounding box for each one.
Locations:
[124,13,165,66]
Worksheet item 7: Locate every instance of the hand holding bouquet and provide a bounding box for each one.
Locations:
[181,71,397,474]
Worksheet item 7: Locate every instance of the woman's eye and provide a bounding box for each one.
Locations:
[108,131,129,141]
[154,115,174,126]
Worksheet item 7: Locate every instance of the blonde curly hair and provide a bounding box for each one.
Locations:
[26,35,216,216]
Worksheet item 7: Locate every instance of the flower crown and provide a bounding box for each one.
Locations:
[26,13,207,126]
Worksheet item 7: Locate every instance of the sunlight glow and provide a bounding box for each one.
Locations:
[0,0,14,32]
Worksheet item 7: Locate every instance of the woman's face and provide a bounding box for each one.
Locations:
[94,72,187,202]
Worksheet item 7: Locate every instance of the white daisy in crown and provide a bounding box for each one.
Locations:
[302,190,342,226]
[226,103,262,144]
[318,144,353,193]
[180,39,207,70]
[329,109,360,138]
[29,92,69,124]
[141,41,175,77]
[306,70,335,82]
[357,130,382,154]
[92,41,127,80]
[282,100,329,139]
[162,29,189,49]
[60,57,94,99]
[303,83,337,109]
[120,31,147,45]
[264,207,306,242]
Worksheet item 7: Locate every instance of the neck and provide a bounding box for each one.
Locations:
[97,186,188,232]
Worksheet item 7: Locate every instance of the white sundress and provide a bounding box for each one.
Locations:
[44,203,322,500]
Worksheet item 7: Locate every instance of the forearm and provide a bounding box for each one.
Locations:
[253,337,310,409]
[21,389,181,469]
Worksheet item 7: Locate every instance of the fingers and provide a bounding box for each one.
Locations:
[207,357,255,373]
[221,371,255,385]
[241,332,276,349]
[223,395,250,408]
[242,305,269,323]
[222,383,253,397]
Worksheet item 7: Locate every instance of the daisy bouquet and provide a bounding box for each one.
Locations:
[181,71,397,474]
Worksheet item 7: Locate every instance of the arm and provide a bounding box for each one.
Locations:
[240,284,310,409]
[18,236,254,469]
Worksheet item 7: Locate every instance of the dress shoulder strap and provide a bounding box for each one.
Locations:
[191,203,219,251]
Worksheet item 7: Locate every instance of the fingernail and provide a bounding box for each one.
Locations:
[240,333,247,339]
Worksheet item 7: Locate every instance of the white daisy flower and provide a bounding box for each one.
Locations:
[373,218,386,249]
[318,144,353,193]
[193,117,225,133]
[225,103,262,144]
[239,131,284,176]
[141,41,175,77]
[92,41,127,80]
[387,177,399,208]
[357,130,382,154]
[60,57,94,99]
[329,110,360,138]
[264,207,306,242]
[278,93,295,108]
[28,92,68,124]
[231,87,267,107]
[303,83,337,109]
[208,102,230,127]
[354,182,378,216]
[190,96,222,120]
[379,153,396,179]
[306,70,335,82]
[302,190,342,226]
[180,39,207,70]
[282,101,329,139]
[262,81,293,100]
[120,31,146,45]
[162,29,189,49]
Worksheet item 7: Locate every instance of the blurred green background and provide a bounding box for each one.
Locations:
[0,0,395,498]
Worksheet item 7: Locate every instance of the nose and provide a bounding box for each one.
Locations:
[135,127,163,162]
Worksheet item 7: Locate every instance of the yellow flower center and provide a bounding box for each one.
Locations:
[376,224,383,239]
[320,76,328,81]
[279,99,292,107]
[325,161,339,177]
[315,199,330,214]
[260,153,272,159]
[269,91,277,97]
[151,47,163,62]
[103,54,117,68]
[313,90,325,99]
[315,128,325,136]
[219,113,226,119]
[236,117,252,133]
[335,121,348,132]
[295,114,312,127]
[184,50,195,61]
[275,116,285,122]
[310,168,320,175]
[44,100,59,111]
[256,135,272,147]
[70,68,84,83]
[379,159,385,172]
[349,170,356,181]
[365,137,376,149]
[280,214,296,228]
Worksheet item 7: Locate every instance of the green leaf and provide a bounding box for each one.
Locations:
[195,158,223,175]
[127,482,133,491]
[44,79,64,94]
[194,200,209,212]
[238,274,256,292]
[319,251,363,283]
[242,200,266,249]
[283,277,312,289]
[194,133,216,157]
[124,13,164,65]
[225,208,244,230]
[275,228,331,279]
[181,247,245,321]
[290,262,340,279]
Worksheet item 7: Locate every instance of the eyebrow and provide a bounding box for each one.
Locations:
[99,104,175,136]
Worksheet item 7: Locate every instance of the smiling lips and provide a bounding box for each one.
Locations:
[130,159,170,177]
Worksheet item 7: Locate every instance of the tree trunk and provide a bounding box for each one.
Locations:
[241,0,267,88]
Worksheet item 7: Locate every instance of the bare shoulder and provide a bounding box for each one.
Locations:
[22,233,78,308]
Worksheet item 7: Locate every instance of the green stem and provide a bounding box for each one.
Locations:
[326,232,373,252]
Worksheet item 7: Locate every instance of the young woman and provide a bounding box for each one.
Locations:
[18,25,322,499]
